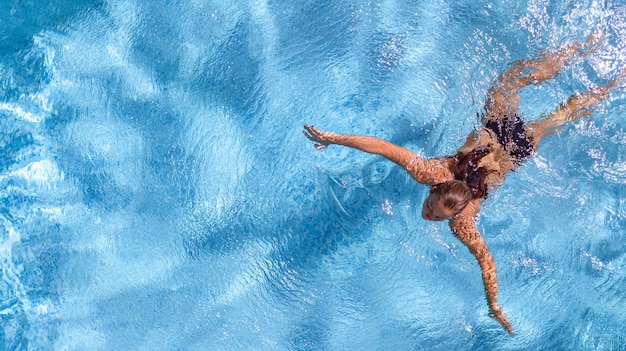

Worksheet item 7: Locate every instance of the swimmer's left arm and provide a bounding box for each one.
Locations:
[303,125,454,184]
[449,205,514,335]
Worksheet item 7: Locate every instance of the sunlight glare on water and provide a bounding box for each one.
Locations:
[1,0,626,350]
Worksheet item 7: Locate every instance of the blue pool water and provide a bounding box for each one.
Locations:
[2,0,626,350]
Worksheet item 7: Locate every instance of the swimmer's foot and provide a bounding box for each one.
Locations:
[594,67,626,94]
[520,34,601,85]
[579,28,603,58]
[556,30,601,64]
[611,67,626,87]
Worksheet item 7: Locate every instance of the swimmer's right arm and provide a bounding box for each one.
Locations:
[303,125,454,184]
[450,206,514,335]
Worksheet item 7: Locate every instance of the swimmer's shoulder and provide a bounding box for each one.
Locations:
[457,128,498,155]
[449,199,481,239]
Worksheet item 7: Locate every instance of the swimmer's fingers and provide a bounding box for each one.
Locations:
[489,305,515,335]
[302,125,322,145]
[303,124,324,138]
[302,124,318,140]
[303,124,333,150]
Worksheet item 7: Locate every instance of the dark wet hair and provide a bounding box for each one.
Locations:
[430,146,493,216]
[453,146,492,199]
[431,180,472,215]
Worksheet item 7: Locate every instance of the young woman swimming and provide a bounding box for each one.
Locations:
[303,34,624,335]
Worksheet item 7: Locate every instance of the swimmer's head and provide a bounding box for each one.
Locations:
[422,180,472,221]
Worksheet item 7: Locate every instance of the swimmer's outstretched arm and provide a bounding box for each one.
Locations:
[303,124,454,184]
[450,203,514,335]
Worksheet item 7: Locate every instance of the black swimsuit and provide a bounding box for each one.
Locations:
[485,115,535,167]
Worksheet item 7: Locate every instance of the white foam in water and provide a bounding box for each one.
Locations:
[11,159,63,185]
[0,102,45,123]
[3,0,626,350]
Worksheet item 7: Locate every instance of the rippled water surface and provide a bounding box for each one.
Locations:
[2,0,626,350]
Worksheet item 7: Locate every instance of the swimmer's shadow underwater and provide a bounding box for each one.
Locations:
[182,115,435,250]
[324,119,439,220]
[180,120,436,263]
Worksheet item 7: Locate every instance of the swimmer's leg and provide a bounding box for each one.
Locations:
[485,33,600,120]
[512,33,599,87]
[528,68,626,146]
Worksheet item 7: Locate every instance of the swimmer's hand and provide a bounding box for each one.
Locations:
[489,305,514,336]
[303,125,336,150]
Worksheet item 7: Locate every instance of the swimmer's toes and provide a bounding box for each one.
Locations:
[582,29,604,56]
